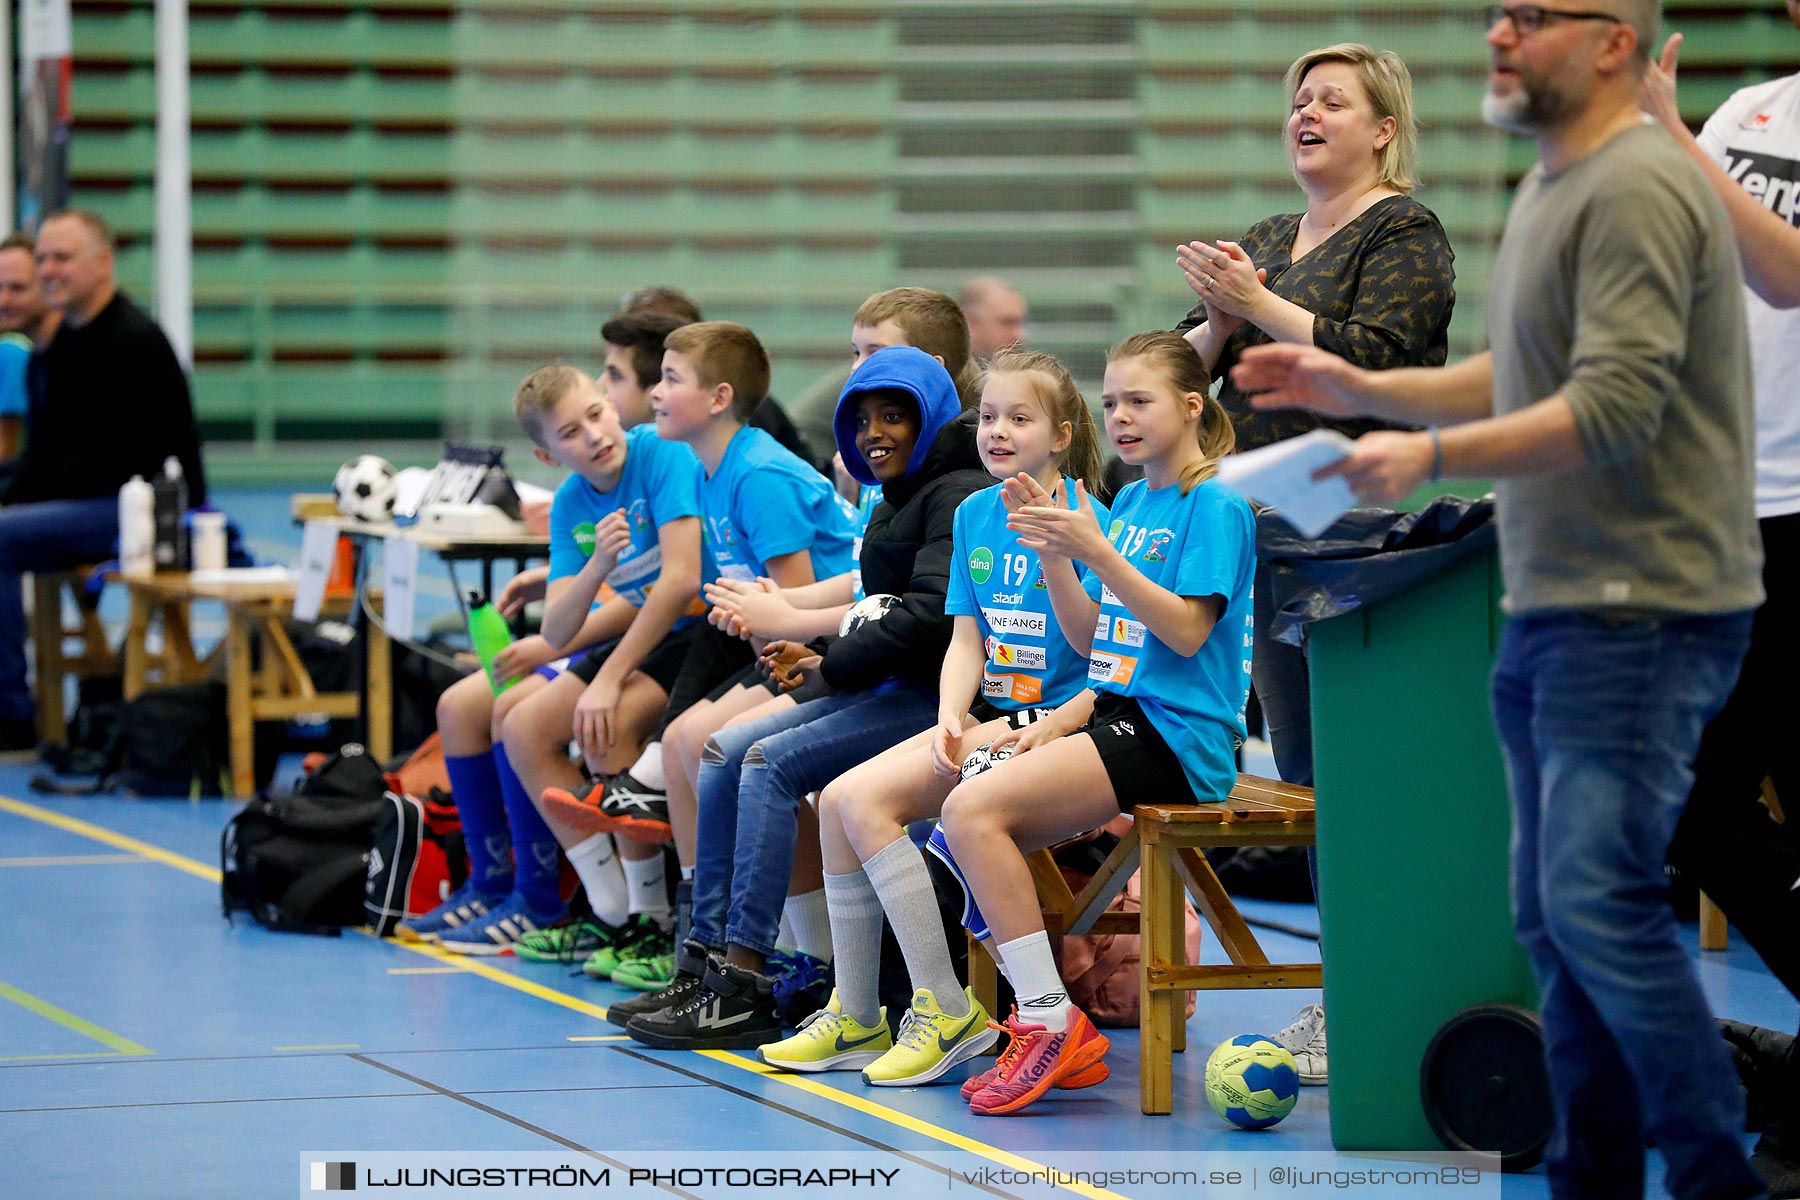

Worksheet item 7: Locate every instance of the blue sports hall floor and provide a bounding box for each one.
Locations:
[1,486,1791,1198]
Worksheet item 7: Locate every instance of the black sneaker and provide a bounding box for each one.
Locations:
[596,771,672,844]
[626,958,783,1050]
[604,939,711,1029]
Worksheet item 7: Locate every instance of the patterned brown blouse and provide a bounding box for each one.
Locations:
[1175,194,1456,452]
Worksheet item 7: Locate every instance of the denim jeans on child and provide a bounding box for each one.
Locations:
[0,496,120,722]
[691,684,937,958]
[1491,610,1761,1200]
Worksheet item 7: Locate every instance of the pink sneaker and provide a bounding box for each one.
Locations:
[968,1007,1110,1116]
[960,1008,1110,1100]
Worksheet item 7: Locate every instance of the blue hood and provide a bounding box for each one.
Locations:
[833,346,963,487]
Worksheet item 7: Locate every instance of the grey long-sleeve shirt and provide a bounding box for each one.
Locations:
[1489,123,1762,615]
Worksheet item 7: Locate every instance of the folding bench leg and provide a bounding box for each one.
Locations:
[1138,837,1180,1115]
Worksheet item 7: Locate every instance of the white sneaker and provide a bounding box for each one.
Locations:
[1275,1002,1328,1086]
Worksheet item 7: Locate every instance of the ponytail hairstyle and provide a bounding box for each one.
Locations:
[982,347,1104,495]
[1106,332,1235,494]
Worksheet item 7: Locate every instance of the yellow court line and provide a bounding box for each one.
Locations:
[0,796,223,883]
[0,1051,136,1063]
[0,792,1126,1200]
[0,979,154,1058]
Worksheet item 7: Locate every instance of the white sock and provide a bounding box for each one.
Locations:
[776,910,795,951]
[680,864,694,882]
[782,888,833,962]
[631,742,666,791]
[566,833,628,926]
[996,930,1070,1031]
[622,852,671,919]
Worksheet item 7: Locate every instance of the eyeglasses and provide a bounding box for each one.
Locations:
[1484,4,1623,35]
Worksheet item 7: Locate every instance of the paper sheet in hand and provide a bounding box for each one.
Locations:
[1216,428,1358,538]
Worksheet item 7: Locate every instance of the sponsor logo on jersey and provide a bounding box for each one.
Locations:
[989,591,1024,605]
[1724,149,1800,224]
[1143,529,1174,563]
[983,608,1046,637]
[1100,585,1121,607]
[1107,519,1125,541]
[1741,111,1774,131]
[1087,652,1138,686]
[572,521,597,556]
[1111,617,1146,648]
[968,546,995,584]
[991,643,1046,671]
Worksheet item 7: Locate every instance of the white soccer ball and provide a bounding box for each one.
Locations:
[839,592,901,637]
[958,740,1016,782]
[334,455,398,523]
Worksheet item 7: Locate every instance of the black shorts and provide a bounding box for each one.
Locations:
[968,696,1059,730]
[658,620,757,733]
[1082,692,1196,811]
[566,621,698,696]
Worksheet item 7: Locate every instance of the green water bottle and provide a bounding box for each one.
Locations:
[466,590,516,695]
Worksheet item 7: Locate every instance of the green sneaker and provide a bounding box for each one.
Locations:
[516,918,613,965]
[606,913,676,989]
[581,942,626,979]
[861,987,1000,1087]
[757,991,891,1073]
[611,951,676,991]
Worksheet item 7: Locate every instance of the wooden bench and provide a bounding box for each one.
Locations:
[115,571,390,797]
[29,568,120,747]
[1699,777,1786,951]
[969,774,1319,1115]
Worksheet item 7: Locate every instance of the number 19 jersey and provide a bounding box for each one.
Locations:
[944,479,1109,711]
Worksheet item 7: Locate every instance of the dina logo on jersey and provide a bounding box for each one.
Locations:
[572,522,598,556]
[968,547,994,584]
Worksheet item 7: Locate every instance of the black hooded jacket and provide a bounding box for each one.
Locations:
[818,407,990,693]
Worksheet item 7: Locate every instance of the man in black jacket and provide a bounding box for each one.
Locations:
[0,209,206,752]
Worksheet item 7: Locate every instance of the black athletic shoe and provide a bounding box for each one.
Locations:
[596,771,673,843]
[604,939,711,1029]
[625,958,783,1051]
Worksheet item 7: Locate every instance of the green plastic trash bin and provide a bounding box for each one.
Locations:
[1306,545,1537,1153]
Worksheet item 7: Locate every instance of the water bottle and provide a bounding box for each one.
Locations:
[118,475,154,576]
[466,589,516,695]
[152,456,188,570]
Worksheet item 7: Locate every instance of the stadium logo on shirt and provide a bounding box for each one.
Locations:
[968,546,994,583]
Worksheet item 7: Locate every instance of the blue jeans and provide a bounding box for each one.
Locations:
[0,496,120,721]
[692,684,937,958]
[1492,611,1761,1200]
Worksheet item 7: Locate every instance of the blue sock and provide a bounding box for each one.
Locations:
[443,752,513,896]
[493,744,565,916]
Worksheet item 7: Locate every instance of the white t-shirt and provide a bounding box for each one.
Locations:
[1699,73,1800,517]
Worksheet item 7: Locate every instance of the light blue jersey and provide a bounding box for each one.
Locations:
[700,426,856,584]
[1083,476,1255,802]
[548,424,705,628]
[945,478,1109,710]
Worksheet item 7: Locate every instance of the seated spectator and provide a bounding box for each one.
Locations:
[0,232,57,471]
[0,210,204,754]
[959,276,1028,362]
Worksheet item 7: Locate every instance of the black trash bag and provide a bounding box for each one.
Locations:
[1259,494,1497,648]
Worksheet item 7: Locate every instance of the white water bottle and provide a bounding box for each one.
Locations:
[119,475,154,576]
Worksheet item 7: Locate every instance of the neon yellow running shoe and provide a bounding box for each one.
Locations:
[757,991,891,1073]
[861,987,999,1087]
